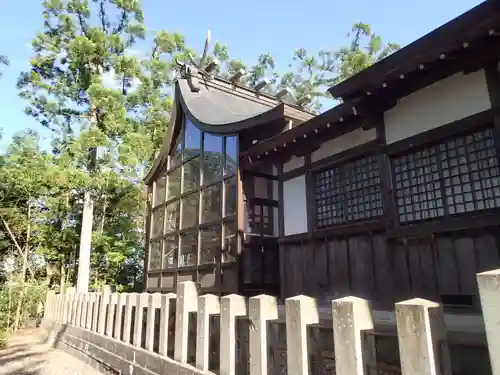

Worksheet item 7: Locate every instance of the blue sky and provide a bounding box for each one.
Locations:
[0,0,484,150]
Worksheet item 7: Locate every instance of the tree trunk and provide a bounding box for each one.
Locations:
[13,203,31,331]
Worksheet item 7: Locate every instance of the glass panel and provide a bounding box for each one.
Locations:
[151,208,164,238]
[165,201,180,232]
[203,133,223,185]
[154,175,166,206]
[182,157,200,193]
[181,193,199,229]
[200,225,221,264]
[179,231,197,267]
[170,133,182,169]
[163,235,178,269]
[254,177,269,199]
[167,167,181,200]
[184,119,201,158]
[224,177,237,216]
[223,221,237,263]
[201,184,222,224]
[225,136,237,175]
[149,240,162,270]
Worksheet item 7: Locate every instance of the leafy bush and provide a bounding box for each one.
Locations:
[0,281,47,331]
[0,330,8,349]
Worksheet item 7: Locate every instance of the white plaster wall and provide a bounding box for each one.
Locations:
[311,128,377,163]
[283,156,304,173]
[283,175,307,235]
[384,70,491,144]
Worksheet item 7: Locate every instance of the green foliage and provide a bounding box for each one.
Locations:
[0,281,47,331]
[0,331,8,349]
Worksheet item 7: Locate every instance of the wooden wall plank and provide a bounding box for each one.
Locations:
[436,236,460,295]
[454,236,478,294]
[391,239,411,300]
[372,235,394,307]
[327,239,350,299]
[418,238,439,300]
[474,233,500,273]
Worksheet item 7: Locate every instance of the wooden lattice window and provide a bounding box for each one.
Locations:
[392,127,500,224]
[315,155,383,228]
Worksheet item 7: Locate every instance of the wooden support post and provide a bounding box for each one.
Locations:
[332,296,376,375]
[395,298,451,375]
[477,269,500,375]
[146,293,162,351]
[123,293,137,344]
[249,294,278,375]
[220,294,247,375]
[174,281,198,363]
[196,294,220,371]
[285,295,319,375]
[159,293,176,357]
[113,293,126,340]
[133,293,148,348]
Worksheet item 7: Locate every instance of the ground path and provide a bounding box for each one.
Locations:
[0,329,104,375]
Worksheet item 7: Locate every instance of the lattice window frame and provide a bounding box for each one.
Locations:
[314,154,384,228]
[391,126,500,224]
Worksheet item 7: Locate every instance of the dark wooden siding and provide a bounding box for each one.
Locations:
[280,228,500,310]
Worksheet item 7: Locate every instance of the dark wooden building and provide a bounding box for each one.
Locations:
[144,62,312,296]
[145,0,500,315]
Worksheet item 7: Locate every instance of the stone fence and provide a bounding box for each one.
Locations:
[43,269,500,375]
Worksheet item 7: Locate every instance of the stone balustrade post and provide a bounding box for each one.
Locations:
[133,293,149,348]
[43,290,55,326]
[113,293,126,341]
[80,293,88,328]
[146,293,162,351]
[106,293,118,337]
[220,294,247,375]
[74,293,83,327]
[395,298,451,375]
[332,296,376,375]
[174,281,198,363]
[248,294,278,375]
[85,293,95,330]
[196,294,220,371]
[63,287,76,324]
[477,269,500,375]
[98,285,111,335]
[92,292,101,331]
[123,293,137,344]
[285,295,319,375]
[159,293,176,357]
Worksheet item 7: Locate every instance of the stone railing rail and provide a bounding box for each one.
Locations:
[43,269,500,375]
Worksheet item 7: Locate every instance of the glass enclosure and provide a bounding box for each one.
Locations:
[148,116,238,271]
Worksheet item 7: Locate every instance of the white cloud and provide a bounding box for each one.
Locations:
[101,68,141,92]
